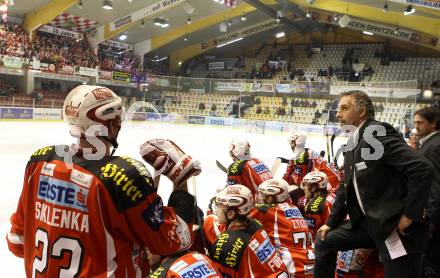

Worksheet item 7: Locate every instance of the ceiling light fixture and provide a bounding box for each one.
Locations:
[102,0,113,10]
[153,18,170,28]
[362,31,373,36]
[403,5,415,15]
[275,32,285,38]
[216,37,243,48]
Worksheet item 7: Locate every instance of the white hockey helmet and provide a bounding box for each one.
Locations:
[301,170,328,190]
[229,139,251,160]
[216,184,254,215]
[63,85,124,145]
[258,178,290,203]
[288,133,307,148]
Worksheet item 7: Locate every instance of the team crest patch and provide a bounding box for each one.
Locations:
[65,105,79,117]
[41,162,56,177]
[142,198,164,231]
[92,88,113,100]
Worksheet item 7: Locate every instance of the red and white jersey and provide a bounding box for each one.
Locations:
[314,157,342,193]
[303,193,335,241]
[250,203,315,277]
[227,158,272,196]
[7,145,192,278]
[149,251,222,278]
[202,214,226,249]
[282,149,318,186]
[210,219,288,278]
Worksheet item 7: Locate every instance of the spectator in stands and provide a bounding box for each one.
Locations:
[282,96,287,106]
[312,100,317,108]
[254,97,261,105]
[256,106,262,114]
[211,104,217,113]
[264,106,270,115]
[198,102,205,111]
[315,109,322,120]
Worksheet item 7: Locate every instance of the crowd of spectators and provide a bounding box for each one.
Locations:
[0,23,31,58]
[98,45,144,75]
[32,32,98,68]
[0,79,15,96]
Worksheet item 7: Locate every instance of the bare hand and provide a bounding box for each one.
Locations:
[397,215,413,236]
[317,224,332,241]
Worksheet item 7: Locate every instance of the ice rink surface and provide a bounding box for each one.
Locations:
[0,120,340,276]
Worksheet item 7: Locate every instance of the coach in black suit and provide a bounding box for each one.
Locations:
[314,91,432,278]
[413,107,440,278]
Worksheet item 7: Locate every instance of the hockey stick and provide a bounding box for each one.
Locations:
[190,176,209,255]
[271,158,282,176]
[215,160,228,173]
[326,130,331,162]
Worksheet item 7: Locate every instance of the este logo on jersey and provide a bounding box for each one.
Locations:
[38,175,88,212]
[254,238,276,263]
[178,260,217,278]
[35,175,90,233]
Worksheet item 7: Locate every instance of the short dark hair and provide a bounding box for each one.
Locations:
[414,106,440,130]
[340,90,375,119]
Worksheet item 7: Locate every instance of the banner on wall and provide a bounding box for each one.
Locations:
[330,85,420,98]
[213,81,245,92]
[389,0,439,10]
[0,108,33,119]
[188,115,205,124]
[341,17,423,43]
[244,82,274,93]
[100,40,133,50]
[112,71,131,82]
[2,55,24,69]
[40,63,57,72]
[109,0,186,31]
[131,73,146,83]
[33,108,62,120]
[39,25,82,40]
[74,66,97,77]
[276,83,297,93]
[99,70,113,80]
[208,62,225,70]
[59,65,74,75]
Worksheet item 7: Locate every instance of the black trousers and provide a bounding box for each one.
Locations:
[423,224,440,278]
[314,220,429,278]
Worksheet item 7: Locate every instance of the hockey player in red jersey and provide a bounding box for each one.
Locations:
[209,184,288,278]
[251,178,315,277]
[148,251,222,278]
[301,171,335,241]
[6,85,202,277]
[281,133,318,186]
[147,232,222,278]
[203,197,226,249]
[227,139,272,196]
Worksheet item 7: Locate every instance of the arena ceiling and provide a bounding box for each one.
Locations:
[9,0,440,61]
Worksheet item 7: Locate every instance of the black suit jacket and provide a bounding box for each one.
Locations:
[327,119,432,240]
[417,131,440,225]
